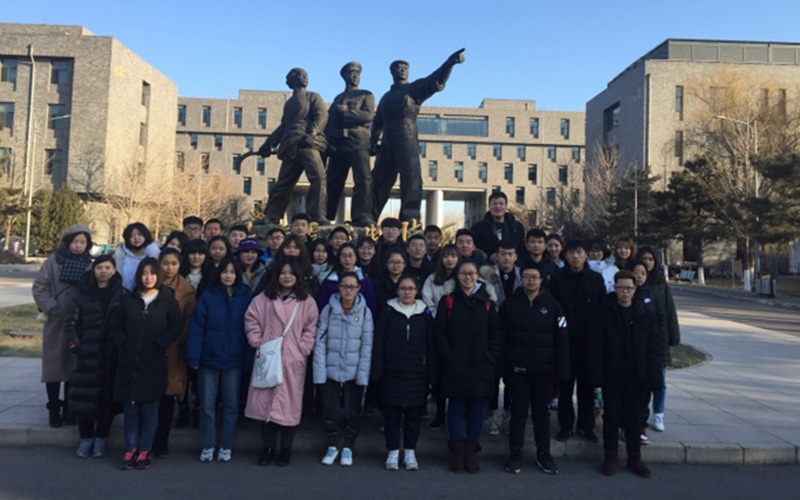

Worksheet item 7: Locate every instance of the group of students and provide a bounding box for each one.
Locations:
[31,189,679,478]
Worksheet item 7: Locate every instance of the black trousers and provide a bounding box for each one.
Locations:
[320,380,364,448]
[261,421,296,451]
[78,415,115,440]
[507,374,552,453]
[558,346,594,433]
[264,148,327,220]
[602,374,647,453]
[383,404,424,451]
[153,394,176,450]
[325,149,372,221]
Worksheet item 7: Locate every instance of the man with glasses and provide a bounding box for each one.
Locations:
[375,218,406,265]
[405,234,434,284]
[261,227,285,265]
[471,191,525,265]
[183,216,204,241]
[589,270,663,478]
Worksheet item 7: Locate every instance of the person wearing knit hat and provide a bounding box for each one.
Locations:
[235,237,268,293]
[32,223,94,428]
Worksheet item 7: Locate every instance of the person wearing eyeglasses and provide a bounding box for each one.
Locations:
[375,248,408,314]
[588,270,663,479]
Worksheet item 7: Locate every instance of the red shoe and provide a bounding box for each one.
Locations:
[134,450,152,470]
[640,428,650,445]
[118,449,137,470]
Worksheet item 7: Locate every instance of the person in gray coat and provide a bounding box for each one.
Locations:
[32,224,94,428]
[313,272,374,467]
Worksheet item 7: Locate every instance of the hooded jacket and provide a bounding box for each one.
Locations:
[313,293,374,386]
[113,241,162,291]
[186,283,252,370]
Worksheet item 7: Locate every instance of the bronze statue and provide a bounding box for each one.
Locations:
[258,68,330,225]
[370,49,466,223]
[324,62,376,226]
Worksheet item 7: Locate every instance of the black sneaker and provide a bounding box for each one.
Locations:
[429,414,445,430]
[505,451,522,474]
[134,450,151,470]
[555,428,573,442]
[576,428,599,443]
[536,451,559,474]
[257,448,274,466]
[118,449,137,471]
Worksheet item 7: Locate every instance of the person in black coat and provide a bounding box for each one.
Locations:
[470,191,525,264]
[372,275,436,471]
[589,270,664,478]
[435,260,502,474]
[64,255,125,459]
[515,229,559,290]
[549,239,607,444]
[499,265,570,475]
[113,257,182,470]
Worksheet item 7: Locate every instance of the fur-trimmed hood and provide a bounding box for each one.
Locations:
[441,268,498,302]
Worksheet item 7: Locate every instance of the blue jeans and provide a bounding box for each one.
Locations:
[447,397,485,443]
[123,401,159,451]
[198,366,241,450]
[643,367,667,424]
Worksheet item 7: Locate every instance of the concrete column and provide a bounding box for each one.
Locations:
[335,196,346,224]
[426,189,443,227]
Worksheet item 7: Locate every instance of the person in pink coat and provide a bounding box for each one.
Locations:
[244,258,318,467]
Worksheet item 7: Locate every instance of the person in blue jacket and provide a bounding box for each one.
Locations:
[186,257,252,463]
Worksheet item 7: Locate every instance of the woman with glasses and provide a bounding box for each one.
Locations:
[316,242,377,319]
[375,248,408,314]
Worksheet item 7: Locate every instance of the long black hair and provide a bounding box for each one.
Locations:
[263,257,309,300]
[180,238,211,277]
[212,256,244,290]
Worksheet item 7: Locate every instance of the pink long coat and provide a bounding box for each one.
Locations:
[244,294,318,426]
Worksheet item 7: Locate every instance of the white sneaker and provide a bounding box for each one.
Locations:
[403,449,419,471]
[199,448,214,462]
[321,446,338,466]
[385,450,399,470]
[340,447,353,466]
[217,448,231,462]
[653,413,665,432]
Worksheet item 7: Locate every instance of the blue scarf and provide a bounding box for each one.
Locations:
[55,246,92,284]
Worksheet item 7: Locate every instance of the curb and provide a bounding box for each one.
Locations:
[672,283,800,312]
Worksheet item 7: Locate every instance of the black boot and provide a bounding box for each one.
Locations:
[47,401,62,428]
[602,450,618,476]
[627,451,651,478]
[448,440,465,473]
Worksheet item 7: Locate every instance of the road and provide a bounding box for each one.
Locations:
[0,274,36,308]
[0,446,797,500]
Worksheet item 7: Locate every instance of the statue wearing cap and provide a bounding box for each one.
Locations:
[323,62,376,226]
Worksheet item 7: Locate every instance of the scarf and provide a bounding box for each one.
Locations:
[55,246,92,284]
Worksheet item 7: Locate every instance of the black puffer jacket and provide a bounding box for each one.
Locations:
[549,265,606,345]
[372,299,436,407]
[471,211,525,259]
[65,274,125,421]
[112,286,182,404]
[434,283,502,399]
[499,288,570,381]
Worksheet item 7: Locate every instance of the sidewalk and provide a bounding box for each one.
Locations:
[672,281,800,312]
[1,309,798,466]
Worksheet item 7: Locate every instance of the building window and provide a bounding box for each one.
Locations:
[478,162,488,183]
[675,85,684,119]
[467,143,476,159]
[674,131,683,165]
[257,157,265,175]
[506,117,515,137]
[243,177,252,195]
[454,162,463,183]
[530,118,539,138]
[559,165,568,185]
[428,161,437,181]
[0,102,14,131]
[778,89,787,117]
[245,135,254,151]
[234,107,242,128]
[515,187,525,205]
[176,152,185,172]
[190,133,198,149]
[443,142,452,159]
[202,106,211,127]
[267,177,276,192]
[572,189,581,206]
[419,141,427,158]
[528,164,537,184]
[51,60,70,85]
[1,58,17,83]
[547,146,556,162]
[546,188,556,206]
[493,144,502,160]
[141,81,150,106]
[139,122,147,146]
[560,119,570,139]
[0,147,10,175]
[603,103,620,132]
[572,147,581,163]
[215,134,223,150]
[504,163,513,184]
[178,105,186,126]
[417,116,488,136]
[517,145,525,161]
[201,153,209,173]
[258,108,267,128]
[48,104,69,129]
[44,149,61,175]
[232,154,241,174]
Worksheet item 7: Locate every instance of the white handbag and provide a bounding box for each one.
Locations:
[252,302,299,389]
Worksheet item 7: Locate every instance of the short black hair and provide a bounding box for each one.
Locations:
[489,191,508,203]
[263,257,309,300]
[135,257,163,291]
[267,227,285,237]
[62,231,93,251]
[407,234,425,245]
[291,213,310,223]
[497,239,517,251]
[423,225,442,235]
[123,222,153,247]
[356,235,375,249]
[182,216,203,228]
[526,228,547,241]
[338,271,361,285]
[207,235,232,259]
[213,256,244,289]
[205,218,223,230]
[229,224,248,235]
[380,217,402,229]
[159,247,183,263]
[455,228,474,242]
[164,231,189,253]
[329,226,350,238]
[564,238,587,252]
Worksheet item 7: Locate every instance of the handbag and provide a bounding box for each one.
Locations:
[252,302,299,389]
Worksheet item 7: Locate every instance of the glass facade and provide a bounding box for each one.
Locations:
[417,117,488,137]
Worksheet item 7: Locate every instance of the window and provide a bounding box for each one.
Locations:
[48,104,68,129]
[547,146,556,162]
[675,131,683,165]
[493,144,502,160]
[267,177,276,192]
[44,149,61,175]
[467,143,476,159]
[504,163,513,184]
[243,177,252,195]
[419,141,427,158]
[417,116,488,136]
[202,106,211,127]
[560,119,570,139]
[517,145,525,161]
[546,188,556,206]
[559,165,568,185]
[234,107,242,128]
[190,133,198,149]
[141,81,150,106]
[506,117,515,137]
[778,89,787,117]
[454,162,463,183]
[178,105,186,126]
[478,162,488,183]
[215,134,223,150]
[201,153,209,173]
[0,102,14,131]
[232,154,241,174]
[572,147,581,162]
[258,108,267,128]
[257,157,265,175]
[0,147,10,175]
[1,58,17,83]
[516,187,525,205]
[443,142,452,159]
[428,161,437,181]
[530,118,539,138]
[245,135,254,151]
[603,103,620,132]
[675,86,684,119]
[176,152,185,172]
[528,164,538,184]
[572,189,581,206]
[51,60,70,85]
[139,122,147,146]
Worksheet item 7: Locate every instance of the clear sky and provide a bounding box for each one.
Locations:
[6,0,800,111]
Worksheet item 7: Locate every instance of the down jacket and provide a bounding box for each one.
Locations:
[185,283,252,370]
[313,293,374,386]
[372,298,436,408]
[164,274,196,396]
